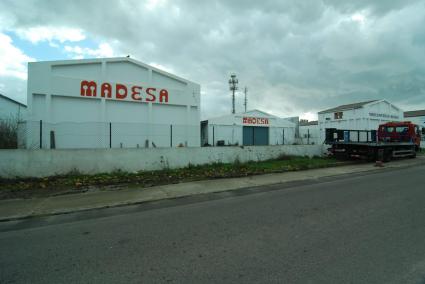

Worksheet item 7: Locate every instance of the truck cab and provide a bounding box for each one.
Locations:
[378,122,421,151]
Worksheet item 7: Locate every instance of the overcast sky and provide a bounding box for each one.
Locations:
[1,0,424,120]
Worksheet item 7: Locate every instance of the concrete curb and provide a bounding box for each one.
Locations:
[1,157,424,222]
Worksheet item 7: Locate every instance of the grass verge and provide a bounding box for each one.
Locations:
[0,155,341,200]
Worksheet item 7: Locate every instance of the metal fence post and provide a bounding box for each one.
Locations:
[50,130,55,149]
[170,124,173,147]
[39,120,42,149]
[109,122,112,148]
[282,129,285,145]
[212,126,215,146]
[307,129,310,145]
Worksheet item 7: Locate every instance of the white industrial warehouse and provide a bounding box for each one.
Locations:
[201,110,296,146]
[317,100,404,143]
[23,57,201,149]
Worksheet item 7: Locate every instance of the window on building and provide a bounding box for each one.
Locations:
[334,112,343,119]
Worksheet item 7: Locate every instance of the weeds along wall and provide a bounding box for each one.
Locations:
[0,145,325,178]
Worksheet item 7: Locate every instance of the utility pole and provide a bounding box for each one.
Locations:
[243,87,248,113]
[228,74,238,114]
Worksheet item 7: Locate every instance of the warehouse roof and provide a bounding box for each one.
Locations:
[318,100,378,114]
[207,109,278,121]
[404,110,425,117]
[205,109,295,127]
[30,57,197,85]
[245,109,279,118]
[0,93,27,108]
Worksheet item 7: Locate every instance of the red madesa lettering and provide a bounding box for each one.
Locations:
[80,80,169,103]
[243,117,269,125]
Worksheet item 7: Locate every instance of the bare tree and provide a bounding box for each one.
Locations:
[0,115,21,149]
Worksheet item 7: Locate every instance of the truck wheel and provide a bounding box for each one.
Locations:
[383,150,392,163]
[410,147,417,158]
[367,151,376,162]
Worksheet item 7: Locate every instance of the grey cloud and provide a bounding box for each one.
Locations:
[323,0,420,15]
[0,76,27,104]
[1,0,425,119]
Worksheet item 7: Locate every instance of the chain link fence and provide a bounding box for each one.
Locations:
[298,133,321,145]
[298,127,321,145]
[201,124,297,146]
[11,120,200,149]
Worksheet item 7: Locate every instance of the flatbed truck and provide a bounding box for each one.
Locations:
[326,121,422,162]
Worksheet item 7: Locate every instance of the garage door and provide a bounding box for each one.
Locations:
[243,126,269,146]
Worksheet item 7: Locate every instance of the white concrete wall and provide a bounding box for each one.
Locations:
[0,145,325,178]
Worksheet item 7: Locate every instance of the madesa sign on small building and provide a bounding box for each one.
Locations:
[243,117,269,125]
[80,80,169,103]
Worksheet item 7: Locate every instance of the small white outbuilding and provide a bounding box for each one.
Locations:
[201,109,296,146]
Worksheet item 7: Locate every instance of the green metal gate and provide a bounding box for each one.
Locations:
[243,126,269,146]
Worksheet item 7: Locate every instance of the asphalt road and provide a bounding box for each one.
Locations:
[1,165,425,284]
